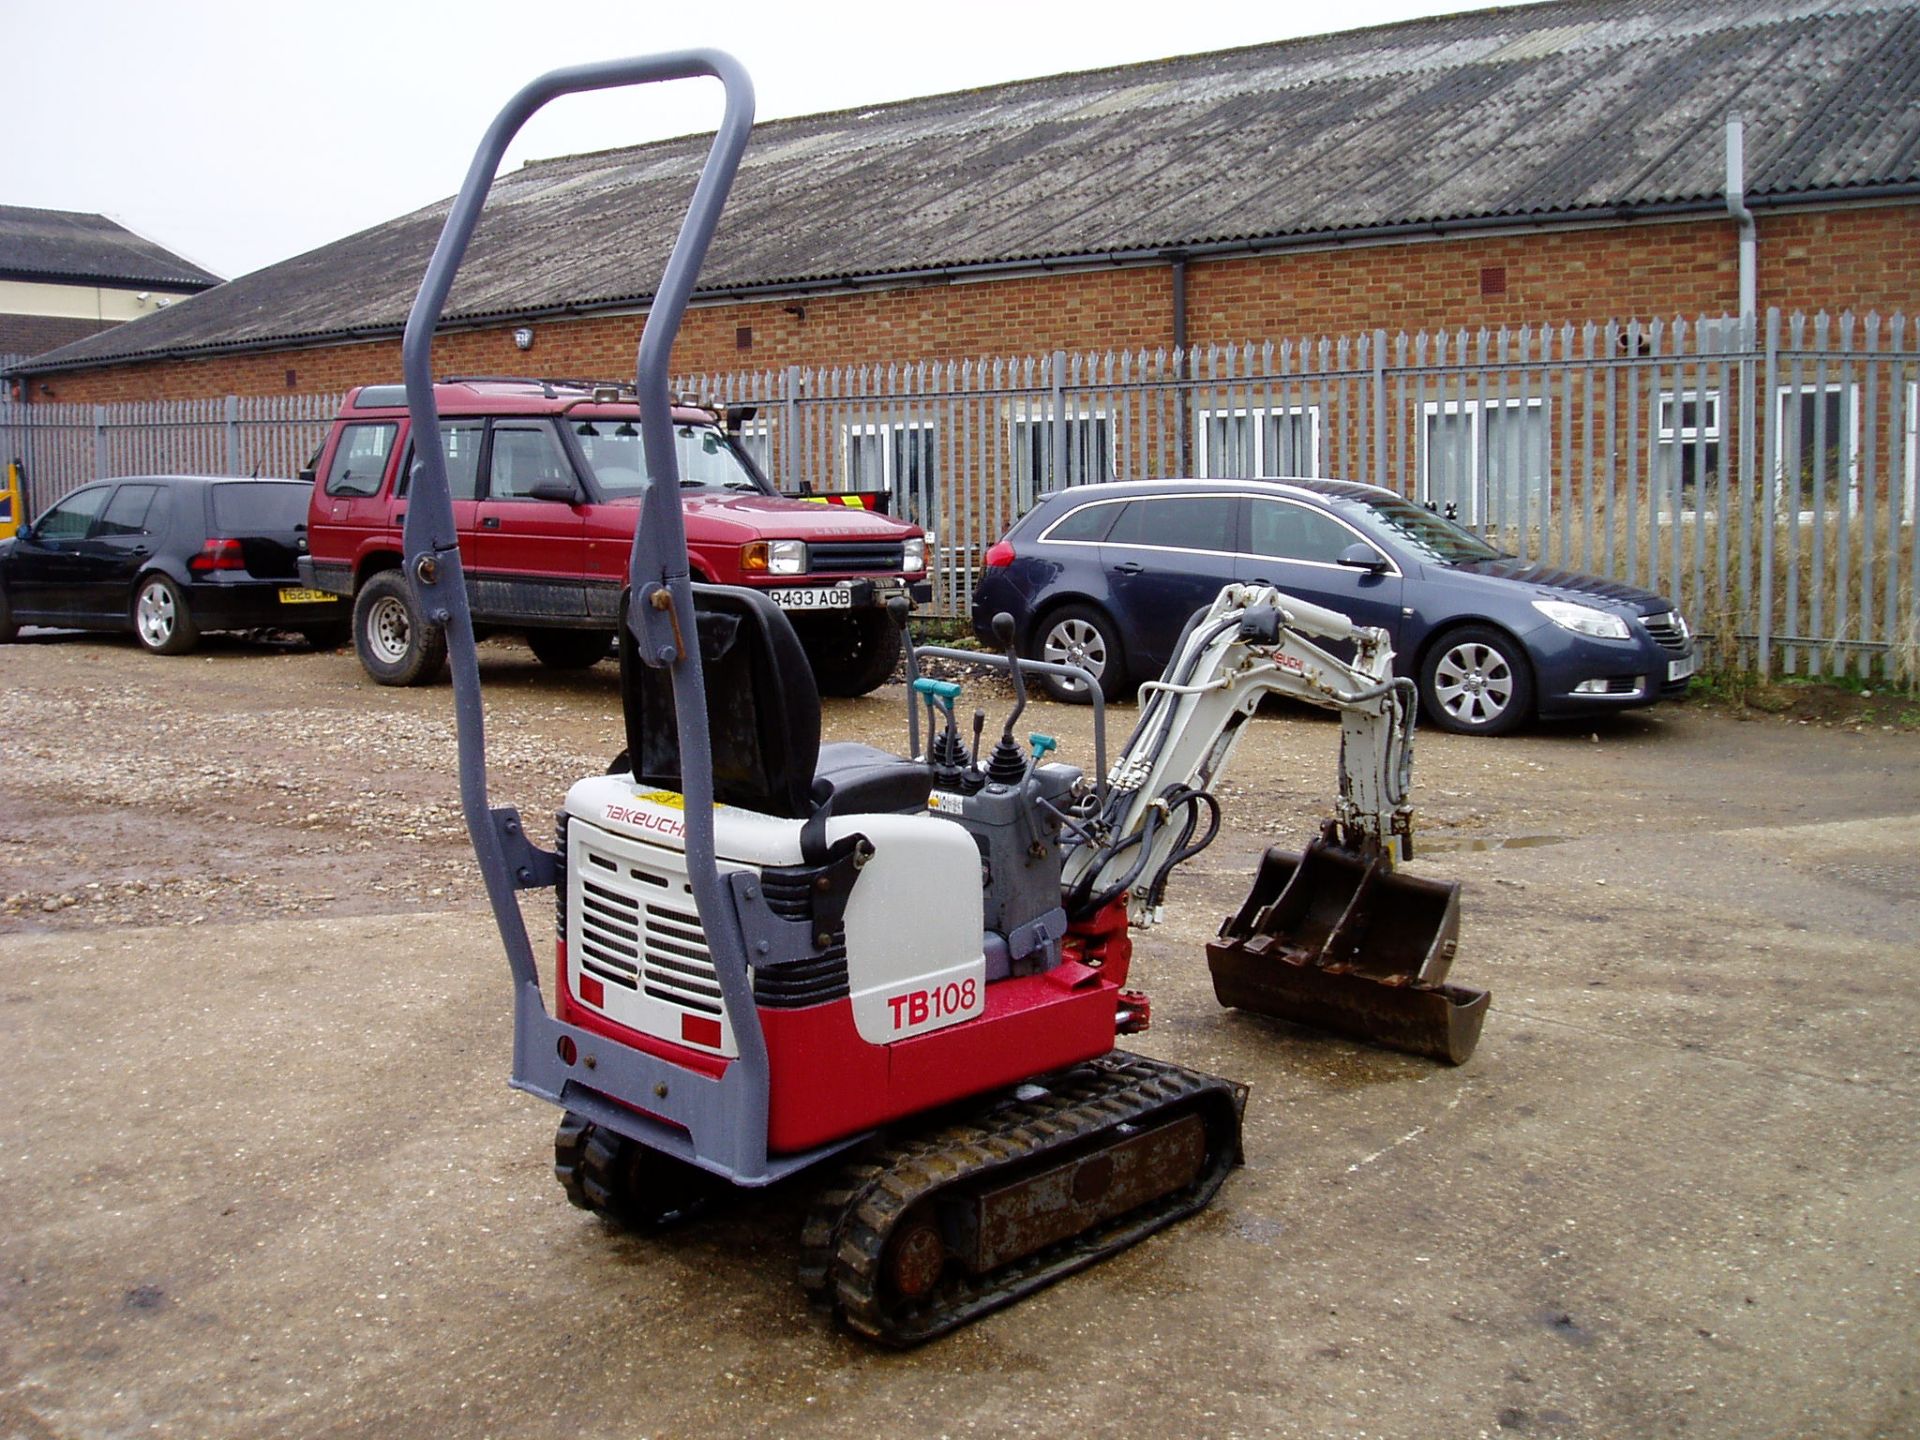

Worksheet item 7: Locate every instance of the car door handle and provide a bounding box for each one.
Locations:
[482,516,501,529]
[1112,561,1144,575]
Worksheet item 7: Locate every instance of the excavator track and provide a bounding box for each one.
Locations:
[798,1051,1246,1346]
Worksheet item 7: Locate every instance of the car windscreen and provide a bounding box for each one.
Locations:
[571,420,765,499]
[210,483,310,534]
[1344,492,1503,564]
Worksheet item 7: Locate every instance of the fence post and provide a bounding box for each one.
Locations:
[782,365,800,492]
[1049,350,1067,491]
[224,395,241,475]
[1371,329,1388,489]
[1758,309,1780,675]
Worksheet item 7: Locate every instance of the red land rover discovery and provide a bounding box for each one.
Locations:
[299,378,932,695]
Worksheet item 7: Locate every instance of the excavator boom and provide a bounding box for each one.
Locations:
[1050,582,1488,1062]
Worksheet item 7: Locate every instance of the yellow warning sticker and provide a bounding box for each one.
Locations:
[637,790,686,809]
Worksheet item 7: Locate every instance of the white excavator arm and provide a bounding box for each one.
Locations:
[1058,583,1420,928]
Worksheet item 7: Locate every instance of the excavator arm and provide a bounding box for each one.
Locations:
[1060,583,1419,926]
[1046,582,1488,1063]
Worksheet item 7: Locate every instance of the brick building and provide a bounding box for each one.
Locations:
[6,0,1918,404]
[0,206,218,378]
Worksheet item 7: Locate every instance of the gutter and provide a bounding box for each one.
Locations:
[11,182,1920,380]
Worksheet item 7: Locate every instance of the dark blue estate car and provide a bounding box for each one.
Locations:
[971,478,1695,736]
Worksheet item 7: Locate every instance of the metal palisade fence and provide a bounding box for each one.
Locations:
[0,391,341,505]
[5,309,1916,681]
[687,309,1919,682]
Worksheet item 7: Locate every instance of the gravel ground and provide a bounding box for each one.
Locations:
[2,626,1917,1439]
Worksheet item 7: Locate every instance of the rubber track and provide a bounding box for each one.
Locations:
[798,1050,1245,1346]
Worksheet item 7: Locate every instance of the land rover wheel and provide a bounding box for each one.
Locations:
[353,570,447,686]
[526,627,610,670]
[797,609,903,697]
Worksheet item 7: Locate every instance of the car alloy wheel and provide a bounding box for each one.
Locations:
[1436,641,1520,733]
[136,582,177,647]
[132,575,198,655]
[1042,616,1107,691]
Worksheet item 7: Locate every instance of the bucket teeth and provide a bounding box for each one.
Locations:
[1207,840,1489,1064]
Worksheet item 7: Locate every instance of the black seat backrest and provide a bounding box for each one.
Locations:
[619,584,822,820]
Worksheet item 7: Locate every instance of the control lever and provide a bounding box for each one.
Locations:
[964,708,988,794]
[985,612,1032,786]
[913,677,969,787]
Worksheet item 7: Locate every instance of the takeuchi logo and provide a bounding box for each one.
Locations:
[604,803,685,839]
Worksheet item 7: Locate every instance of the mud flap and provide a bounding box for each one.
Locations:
[1205,840,1489,1064]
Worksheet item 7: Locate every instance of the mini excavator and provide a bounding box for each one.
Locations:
[397,52,1489,1346]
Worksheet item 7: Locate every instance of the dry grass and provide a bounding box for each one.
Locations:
[1507,510,1920,691]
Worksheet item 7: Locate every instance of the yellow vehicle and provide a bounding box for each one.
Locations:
[0,461,21,541]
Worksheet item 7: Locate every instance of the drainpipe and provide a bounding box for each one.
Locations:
[1170,252,1190,475]
[1725,115,1757,322]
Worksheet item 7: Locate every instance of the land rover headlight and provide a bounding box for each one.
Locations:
[1532,598,1630,640]
[902,537,927,573]
[743,539,807,575]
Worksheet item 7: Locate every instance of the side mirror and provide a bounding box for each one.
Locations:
[1337,542,1389,574]
[528,478,581,505]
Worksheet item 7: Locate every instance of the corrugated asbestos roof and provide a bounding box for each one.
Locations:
[16,0,1920,374]
[0,206,222,290]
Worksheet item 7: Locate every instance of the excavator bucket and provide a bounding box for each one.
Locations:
[1205,839,1489,1064]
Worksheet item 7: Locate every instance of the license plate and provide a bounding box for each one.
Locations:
[768,586,853,610]
[1668,653,1696,681]
[278,587,335,604]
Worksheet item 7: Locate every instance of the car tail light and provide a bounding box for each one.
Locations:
[983,539,1016,569]
[189,538,246,574]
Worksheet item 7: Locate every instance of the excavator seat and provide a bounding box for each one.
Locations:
[619,584,931,820]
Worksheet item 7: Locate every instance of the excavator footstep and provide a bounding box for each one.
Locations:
[1205,841,1489,1065]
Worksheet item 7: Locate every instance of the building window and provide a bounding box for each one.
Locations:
[843,421,937,527]
[1655,388,1721,514]
[1010,412,1114,497]
[1419,397,1549,527]
[1773,384,1860,516]
[1196,406,1322,478]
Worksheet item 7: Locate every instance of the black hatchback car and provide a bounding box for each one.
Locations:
[971,478,1695,736]
[0,476,346,654]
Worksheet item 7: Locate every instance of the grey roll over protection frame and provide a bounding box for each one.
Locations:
[398,52,847,1185]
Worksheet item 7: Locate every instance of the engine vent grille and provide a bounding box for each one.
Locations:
[566,823,734,1052]
[810,540,904,574]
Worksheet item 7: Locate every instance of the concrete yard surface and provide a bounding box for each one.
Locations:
[0,634,1916,1439]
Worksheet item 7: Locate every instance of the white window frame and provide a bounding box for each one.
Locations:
[1418,396,1550,528]
[1653,386,1723,518]
[1195,404,1324,478]
[1771,383,1861,518]
[840,420,934,493]
[1008,407,1115,498]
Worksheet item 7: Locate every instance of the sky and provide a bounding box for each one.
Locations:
[1,0,1548,282]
